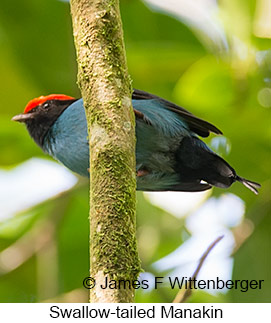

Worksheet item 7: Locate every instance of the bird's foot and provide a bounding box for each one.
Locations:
[136,169,149,177]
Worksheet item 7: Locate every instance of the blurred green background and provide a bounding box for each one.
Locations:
[0,0,270,302]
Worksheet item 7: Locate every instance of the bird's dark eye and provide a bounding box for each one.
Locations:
[43,102,50,109]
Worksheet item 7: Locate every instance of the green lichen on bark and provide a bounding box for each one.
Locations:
[70,0,140,302]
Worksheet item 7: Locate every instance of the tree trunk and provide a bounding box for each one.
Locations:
[70,0,140,302]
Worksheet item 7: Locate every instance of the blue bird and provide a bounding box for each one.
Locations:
[12,89,260,194]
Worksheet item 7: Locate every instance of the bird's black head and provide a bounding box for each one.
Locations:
[12,95,77,147]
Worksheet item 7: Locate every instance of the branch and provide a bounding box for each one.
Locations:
[70,0,140,302]
[173,235,224,303]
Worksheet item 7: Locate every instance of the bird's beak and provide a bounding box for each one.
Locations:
[11,113,33,123]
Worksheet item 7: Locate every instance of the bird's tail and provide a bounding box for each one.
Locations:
[236,176,261,195]
[175,137,261,194]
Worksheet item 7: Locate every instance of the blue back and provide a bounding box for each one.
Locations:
[43,98,195,190]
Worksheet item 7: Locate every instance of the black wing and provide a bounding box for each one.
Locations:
[132,89,222,138]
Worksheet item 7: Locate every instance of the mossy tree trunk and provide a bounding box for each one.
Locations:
[70,0,140,302]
